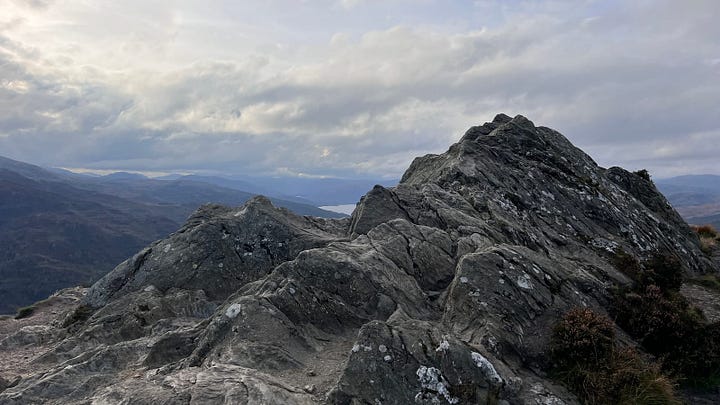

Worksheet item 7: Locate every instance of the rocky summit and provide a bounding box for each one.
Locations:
[0,114,715,404]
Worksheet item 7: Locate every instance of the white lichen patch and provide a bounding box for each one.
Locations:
[459,276,468,284]
[415,366,459,404]
[517,273,533,290]
[163,244,172,253]
[225,303,243,319]
[383,355,392,362]
[352,344,373,353]
[471,352,503,385]
[378,345,387,353]
[590,238,619,253]
[435,337,450,352]
[218,263,224,268]
[530,382,567,405]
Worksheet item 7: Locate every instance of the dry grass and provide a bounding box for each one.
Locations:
[691,225,720,255]
[693,224,719,239]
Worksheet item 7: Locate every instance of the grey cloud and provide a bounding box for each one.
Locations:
[0,0,718,179]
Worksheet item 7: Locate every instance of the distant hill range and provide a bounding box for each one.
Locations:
[655,174,720,228]
[157,174,398,206]
[0,156,376,314]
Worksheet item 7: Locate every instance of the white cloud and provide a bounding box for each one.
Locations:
[0,0,718,178]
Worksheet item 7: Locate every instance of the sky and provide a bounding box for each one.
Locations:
[0,0,718,179]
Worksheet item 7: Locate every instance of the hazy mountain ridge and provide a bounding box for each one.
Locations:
[0,168,179,314]
[162,174,399,206]
[656,174,720,227]
[0,157,346,314]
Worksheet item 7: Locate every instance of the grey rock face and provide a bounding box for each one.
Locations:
[86,196,349,307]
[1,114,713,404]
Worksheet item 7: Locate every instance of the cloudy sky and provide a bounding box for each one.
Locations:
[1,0,718,179]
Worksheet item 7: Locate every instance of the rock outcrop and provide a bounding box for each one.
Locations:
[0,114,714,404]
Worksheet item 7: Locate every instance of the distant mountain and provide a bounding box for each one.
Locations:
[657,174,720,190]
[0,168,178,314]
[688,212,720,229]
[0,157,344,314]
[100,171,149,181]
[170,174,399,206]
[73,175,344,222]
[656,175,720,224]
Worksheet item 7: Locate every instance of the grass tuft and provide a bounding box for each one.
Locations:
[14,305,35,319]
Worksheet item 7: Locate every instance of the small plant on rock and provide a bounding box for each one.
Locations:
[551,308,615,370]
[14,305,35,319]
[612,249,642,281]
[634,169,652,182]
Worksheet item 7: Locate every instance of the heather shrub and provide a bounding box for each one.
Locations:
[613,285,701,355]
[550,308,680,404]
[611,250,682,292]
[612,249,641,280]
[611,250,720,386]
[639,253,683,292]
[551,308,615,369]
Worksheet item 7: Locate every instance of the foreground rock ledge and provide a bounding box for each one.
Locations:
[0,114,714,404]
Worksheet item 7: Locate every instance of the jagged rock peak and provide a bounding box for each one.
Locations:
[401,113,595,187]
[457,113,534,144]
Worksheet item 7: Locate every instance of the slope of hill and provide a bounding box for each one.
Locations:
[1,115,715,404]
[688,212,720,229]
[0,169,179,314]
[74,175,346,222]
[0,158,344,314]
[656,174,720,224]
